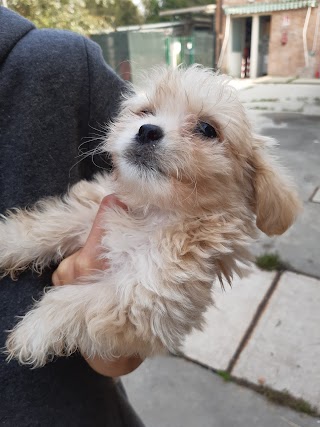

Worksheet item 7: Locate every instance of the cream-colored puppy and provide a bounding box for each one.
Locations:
[1,66,301,367]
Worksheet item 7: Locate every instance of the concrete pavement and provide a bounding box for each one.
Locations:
[123,80,320,426]
[234,272,320,410]
[234,79,320,278]
[183,270,320,413]
[249,113,320,278]
[123,356,318,427]
[230,78,320,116]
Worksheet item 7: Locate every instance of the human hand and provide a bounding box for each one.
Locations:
[52,194,126,286]
[52,195,143,377]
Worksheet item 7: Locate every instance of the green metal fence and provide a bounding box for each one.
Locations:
[91,30,215,83]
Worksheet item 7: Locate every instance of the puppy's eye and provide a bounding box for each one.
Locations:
[195,121,218,139]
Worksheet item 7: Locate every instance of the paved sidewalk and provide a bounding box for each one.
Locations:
[230,78,320,116]
[183,268,320,412]
[124,356,318,427]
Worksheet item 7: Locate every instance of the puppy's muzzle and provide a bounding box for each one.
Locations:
[136,124,163,145]
[123,124,165,175]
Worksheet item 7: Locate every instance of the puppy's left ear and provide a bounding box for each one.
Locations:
[250,135,302,236]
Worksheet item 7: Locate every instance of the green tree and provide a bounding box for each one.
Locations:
[86,0,142,29]
[161,0,212,8]
[7,0,142,33]
[142,0,160,23]
[143,0,213,23]
[106,0,143,28]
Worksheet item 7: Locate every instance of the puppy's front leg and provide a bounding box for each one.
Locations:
[6,277,120,367]
[0,176,109,277]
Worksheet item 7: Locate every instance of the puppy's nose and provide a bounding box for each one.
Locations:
[137,124,163,144]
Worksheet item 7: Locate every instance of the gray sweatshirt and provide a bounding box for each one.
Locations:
[0,7,144,427]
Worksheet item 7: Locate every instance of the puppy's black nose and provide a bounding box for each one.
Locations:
[137,124,163,144]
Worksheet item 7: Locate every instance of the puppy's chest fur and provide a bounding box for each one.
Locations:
[97,209,225,352]
[100,209,181,296]
[99,206,247,301]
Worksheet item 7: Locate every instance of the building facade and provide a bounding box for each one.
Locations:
[217,0,320,78]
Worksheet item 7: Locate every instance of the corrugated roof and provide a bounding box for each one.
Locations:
[160,5,216,16]
[224,0,318,15]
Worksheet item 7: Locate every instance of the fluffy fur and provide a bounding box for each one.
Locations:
[0,66,301,367]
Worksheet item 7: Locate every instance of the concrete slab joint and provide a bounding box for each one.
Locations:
[183,267,277,371]
[233,272,320,411]
[310,187,320,203]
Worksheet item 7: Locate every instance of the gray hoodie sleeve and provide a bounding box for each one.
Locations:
[79,37,130,179]
[0,8,144,426]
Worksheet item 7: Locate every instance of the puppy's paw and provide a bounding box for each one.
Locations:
[5,309,69,367]
[0,241,29,279]
[5,284,116,367]
[0,265,25,281]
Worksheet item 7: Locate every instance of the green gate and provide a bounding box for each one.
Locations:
[165,33,214,69]
[165,36,194,67]
[91,31,215,83]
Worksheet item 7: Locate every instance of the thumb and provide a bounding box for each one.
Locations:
[82,195,126,256]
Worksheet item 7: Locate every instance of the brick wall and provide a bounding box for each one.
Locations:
[219,6,320,77]
[268,8,319,76]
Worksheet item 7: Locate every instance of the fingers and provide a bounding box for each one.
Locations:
[82,195,127,257]
[52,252,78,286]
[84,354,143,377]
[50,195,140,374]
[52,194,127,286]
[102,194,127,211]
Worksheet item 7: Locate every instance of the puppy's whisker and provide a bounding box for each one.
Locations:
[88,122,109,134]
[90,157,108,172]
[69,141,109,176]
[81,134,106,143]
[77,138,106,156]
[176,168,180,181]
[198,102,204,118]
[181,177,198,204]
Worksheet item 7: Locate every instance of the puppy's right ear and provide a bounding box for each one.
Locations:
[250,135,302,236]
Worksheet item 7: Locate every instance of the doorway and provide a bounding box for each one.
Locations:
[229,17,252,78]
[258,16,271,76]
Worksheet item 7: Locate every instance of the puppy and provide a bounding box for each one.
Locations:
[1,66,301,367]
